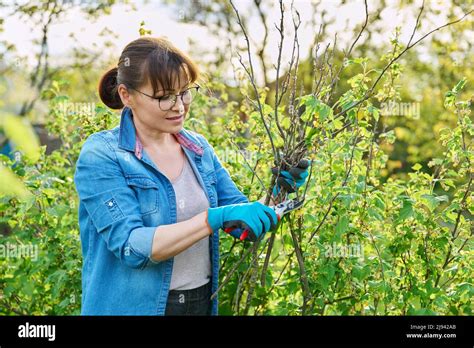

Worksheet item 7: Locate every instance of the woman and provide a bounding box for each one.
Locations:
[74,37,308,315]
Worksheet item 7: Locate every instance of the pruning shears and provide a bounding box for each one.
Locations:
[223,198,305,242]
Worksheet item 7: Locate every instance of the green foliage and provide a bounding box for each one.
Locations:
[213,75,472,315]
[0,112,41,199]
[138,20,152,36]
[0,89,118,314]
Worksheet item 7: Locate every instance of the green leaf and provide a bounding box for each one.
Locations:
[373,196,386,210]
[1,113,41,162]
[444,91,456,108]
[339,194,356,208]
[367,105,380,122]
[407,307,437,315]
[368,207,384,221]
[298,95,333,123]
[305,127,318,145]
[22,281,35,298]
[300,109,313,122]
[58,298,70,309]
[344,57,368,67]
[397,200,414,222]
[335,215,349,238]
[138,20,152,36]
[318,103,333,122]
[379,130,396,144]
[420,194,449,212]
[452,77,467,93]
[352,265,368,281]
[281,117,291,130]
[0,163,32,199]
[435,195,449,202]
[411,163,422,171]
[347,109,357,121]
[420,194,437,212]
[444,78,467,108]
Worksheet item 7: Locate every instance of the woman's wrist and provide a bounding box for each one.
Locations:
[203,209,214,235]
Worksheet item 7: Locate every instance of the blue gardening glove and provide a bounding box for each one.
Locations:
[206,202,278,242]
[272,159,310,196]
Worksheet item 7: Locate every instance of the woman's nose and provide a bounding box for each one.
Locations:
[172,96,185,113]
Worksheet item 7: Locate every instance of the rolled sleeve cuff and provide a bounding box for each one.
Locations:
[127,226,158,264]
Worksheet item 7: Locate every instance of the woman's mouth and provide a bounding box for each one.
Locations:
[165,115,183,122]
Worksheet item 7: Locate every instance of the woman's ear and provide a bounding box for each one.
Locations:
[117,83,134,108]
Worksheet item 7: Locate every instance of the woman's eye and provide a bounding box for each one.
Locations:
[160,95,172,101]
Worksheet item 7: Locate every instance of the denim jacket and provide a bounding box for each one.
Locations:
[74,107,248,315]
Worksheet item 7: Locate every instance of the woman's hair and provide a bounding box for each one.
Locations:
[98,36,199,109]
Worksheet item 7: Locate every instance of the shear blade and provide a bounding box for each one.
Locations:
[273,198,304,216]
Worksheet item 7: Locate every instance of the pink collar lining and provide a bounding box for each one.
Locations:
[134,131,204,160]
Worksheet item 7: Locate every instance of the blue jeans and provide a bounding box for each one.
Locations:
[165,281,212,316]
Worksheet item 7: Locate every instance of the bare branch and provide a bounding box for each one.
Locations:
[253,0,270,87]
[347,0,369,57]
[407,0,425,47]
[273,0,287,141]
[333,9,473,118]
[230,0,279,161]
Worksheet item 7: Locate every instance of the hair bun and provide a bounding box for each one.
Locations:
[98,67,124,109]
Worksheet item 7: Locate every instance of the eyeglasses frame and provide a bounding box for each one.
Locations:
[127,83,201,111]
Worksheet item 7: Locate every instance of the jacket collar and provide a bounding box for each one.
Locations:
[118,107,204,159]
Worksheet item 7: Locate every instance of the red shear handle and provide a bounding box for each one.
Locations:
[224,213,281,241]
[224,227,249,241]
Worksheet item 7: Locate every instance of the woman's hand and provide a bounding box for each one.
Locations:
[272,159,310,196]
[206,202,278,241]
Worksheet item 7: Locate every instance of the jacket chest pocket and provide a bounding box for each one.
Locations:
[126,176,159,215]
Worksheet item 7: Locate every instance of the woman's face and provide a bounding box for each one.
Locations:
[118,73,191,135]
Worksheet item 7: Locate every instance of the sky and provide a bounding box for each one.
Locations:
[0,0,469,83]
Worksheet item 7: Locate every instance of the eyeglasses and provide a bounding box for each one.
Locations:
[128,84,200,111]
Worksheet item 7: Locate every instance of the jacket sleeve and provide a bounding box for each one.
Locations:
[197,134,249,206]
[74,133,158,269]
